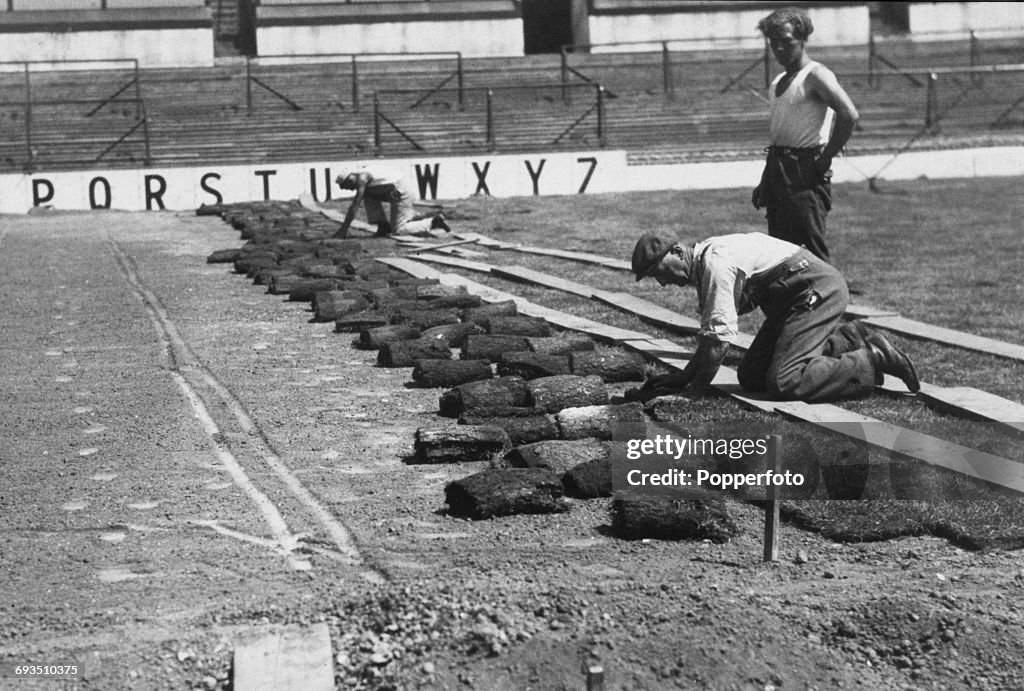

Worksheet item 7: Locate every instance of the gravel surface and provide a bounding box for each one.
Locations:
[1,209,1022,690]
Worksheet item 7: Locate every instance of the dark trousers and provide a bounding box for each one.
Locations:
[762,148,833,264]
[736,251,876,403]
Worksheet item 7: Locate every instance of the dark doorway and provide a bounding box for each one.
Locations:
[522,0,573,54]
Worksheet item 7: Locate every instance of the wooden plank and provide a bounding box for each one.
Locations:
[915,383,1024,436]
[499,244,632,270]
[581,324,654,342]
[233,623,334,691]
[592,290,701,332]
[845,304,901,319]
[412,253,495,274]
[491,265,596,298]
[375,256,446,280]
[774,402,1024,494]
[623,339,692,359]
[865,315,1024,363]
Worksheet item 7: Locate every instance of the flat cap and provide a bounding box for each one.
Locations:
[631,232,676,281]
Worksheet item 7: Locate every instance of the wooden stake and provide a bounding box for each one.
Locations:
[763,434,782,562]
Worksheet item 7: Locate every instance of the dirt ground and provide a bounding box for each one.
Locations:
[1,208,1023,691]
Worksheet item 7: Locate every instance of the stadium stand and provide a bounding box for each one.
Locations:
[254,1,523,57]
[0,1,213,67]
[0,2,1021,173]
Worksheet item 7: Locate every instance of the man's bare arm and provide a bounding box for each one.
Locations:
[680,336,729,392]
[337,175,368,237]
[638,336,728,399]
[808,66,860,170]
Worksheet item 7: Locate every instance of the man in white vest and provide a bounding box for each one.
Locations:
[751,6,859,264]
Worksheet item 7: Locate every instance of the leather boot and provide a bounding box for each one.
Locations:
[848,319,872,347]
[824,319,873,356]
[866,333,920,393]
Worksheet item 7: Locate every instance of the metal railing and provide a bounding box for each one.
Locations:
[244,51,464,113]
[560,36,772,101]
[372,83,606,155]
[868,29,1024,88]
[842,63,1024,132]
[559,30,1024,101]
[0,59,148,172]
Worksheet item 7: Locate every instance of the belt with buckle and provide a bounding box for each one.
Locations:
[765,145,820,157]
[755,251,811,287]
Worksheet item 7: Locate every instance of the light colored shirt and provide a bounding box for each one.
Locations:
[689,233,801,344]
[768,61,835,149]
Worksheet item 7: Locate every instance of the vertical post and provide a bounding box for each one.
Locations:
[245,56,252,113]
[373,91,381,156]
[586,664,605,691]
[762,434,782,562]
[868,34,875,88]
[351,55,359,112]
[925,72,938,132]
[560,47,568,103]
[661,41,673,100]
[763,39,771,88]
[24,63,33,172]
[969,30,979,84]
[486,89,495,152]
[141,103,152,166]
[456,52,464,111]
[133,60,142,120]
[23,63,34,173]
[596,85,605,148]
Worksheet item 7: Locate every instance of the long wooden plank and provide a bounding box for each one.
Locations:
[775,402,1024,493]
[375,256,447,280]
[844,304,901,319]
[498,244,632,270]
[864,315,1024,362]
[623,338,693,359]
[233,623,334,691]
[915,383,1024,436]
[435,273,650,341]
[491,265,597,298]
[409,253,495,274]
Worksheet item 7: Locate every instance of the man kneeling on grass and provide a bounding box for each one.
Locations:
[628,232,919,403]
[334,165,451,238]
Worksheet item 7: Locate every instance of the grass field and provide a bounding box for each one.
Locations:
[425,175,1024,548]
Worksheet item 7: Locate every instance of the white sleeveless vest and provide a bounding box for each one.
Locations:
[768,61,835,149]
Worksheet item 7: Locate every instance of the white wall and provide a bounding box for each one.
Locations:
[4,146,1021,214]
[0,28,213,67]
[621,147,1024,192]
[257,18,524,58]
[588,5,870,51]
[909,2,1024,34]
[0,151,626,213]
